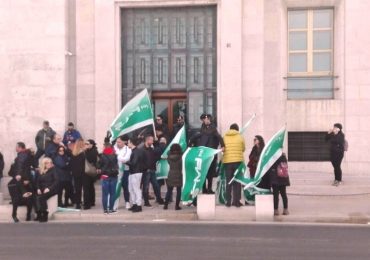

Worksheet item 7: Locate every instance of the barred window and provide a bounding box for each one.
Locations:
[288,132,331,161]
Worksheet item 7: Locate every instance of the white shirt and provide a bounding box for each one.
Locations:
[114,144,132,172]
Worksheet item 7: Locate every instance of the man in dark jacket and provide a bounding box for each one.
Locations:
[142,135,164,207]
[189,114,225,194]
[45,134,64,159]
[127,137,147,213]
[34,121,56,167]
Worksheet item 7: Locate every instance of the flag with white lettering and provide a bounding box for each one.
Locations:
[109,89,154,141]
[181,146,221,204]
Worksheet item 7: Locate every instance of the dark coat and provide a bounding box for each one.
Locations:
[325,132,345,160]
[53,154,72,182]
[0,152,4,178]
[269,155,290,187]
[85,147,99,166]
[70,152,85,177]
[9,151,33,180]
[143,144,162,171]
[35,127,56,151]
[166,151,182,187]
[97,153,118,178]
[189,124,225,149]
[37,167,59,194]
[127,147,147,174]
[45,142,59,159]
[247,145,263,178]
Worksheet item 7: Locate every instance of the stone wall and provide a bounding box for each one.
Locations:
[0,0,67,169]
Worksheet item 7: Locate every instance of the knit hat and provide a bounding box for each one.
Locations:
[334,123,343,130]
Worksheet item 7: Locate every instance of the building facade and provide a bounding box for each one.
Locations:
[0,0,369,174]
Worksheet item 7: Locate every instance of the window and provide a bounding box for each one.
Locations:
[287,9,334,99]
[288,132,331,161]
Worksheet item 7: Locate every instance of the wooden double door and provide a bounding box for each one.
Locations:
[152,93,187,133]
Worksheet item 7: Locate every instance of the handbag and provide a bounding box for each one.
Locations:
[277,162,289,178]
[85,160,97,177]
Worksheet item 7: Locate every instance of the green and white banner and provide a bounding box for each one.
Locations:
[156,125,187,179]
[216,162,226,204]
[109,88,154,141]
[181,146,221,204]
[243,126,286,202]
[113,163,125,210]
[229,162,251,185]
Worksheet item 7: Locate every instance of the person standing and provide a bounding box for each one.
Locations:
[247,135,265,179]
[63,122,82,146]
[97,142,118,214]
[83,139,99,209]
[34,121,56,167]
[172,115,185,138]
[36,157,59,222]
[326,123,345,186]
[142,135,164,207]
[189,114,225,194]
[114,135,131,209]
[155,115,170,140]
[222,124,245,207]
[163,144,183,210]
[70,139,85,209]
[269,154,290,216]
[127,137,147,213]
[53,146,73,207]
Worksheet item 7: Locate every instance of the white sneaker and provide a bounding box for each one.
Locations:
[125,202,131,209]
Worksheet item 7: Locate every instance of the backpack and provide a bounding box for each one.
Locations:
[277,162,289,178]
[344,139,348,152]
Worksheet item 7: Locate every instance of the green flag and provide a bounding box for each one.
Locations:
[110,89,154,141]
[216,162,227,204]
[243,127,286,202]
[156,125,187,180]
[229,162,252,185]
[181,146,221,204]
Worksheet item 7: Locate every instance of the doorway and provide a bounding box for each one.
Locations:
[152,92,187,133]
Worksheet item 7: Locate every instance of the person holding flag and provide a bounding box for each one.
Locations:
[189,114,224,194]
[114,135,131,210]
[222,124,245,207]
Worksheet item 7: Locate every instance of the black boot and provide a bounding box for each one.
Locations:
[163,202,168,210]
[34,211,41,221]
[40,211,48,223]
[38,211,44,222]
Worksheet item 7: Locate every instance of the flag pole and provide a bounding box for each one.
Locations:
[153,122,157,140]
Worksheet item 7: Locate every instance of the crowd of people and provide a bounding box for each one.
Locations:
[0,114,345,222]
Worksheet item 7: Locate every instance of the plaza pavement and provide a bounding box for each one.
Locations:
[1,171,369,224]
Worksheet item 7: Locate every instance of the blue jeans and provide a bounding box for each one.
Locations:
[142,170,162,203]
[121,170,130,202]
[101,177,117,211]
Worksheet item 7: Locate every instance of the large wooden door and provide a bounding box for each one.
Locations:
[152,92,187,133]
